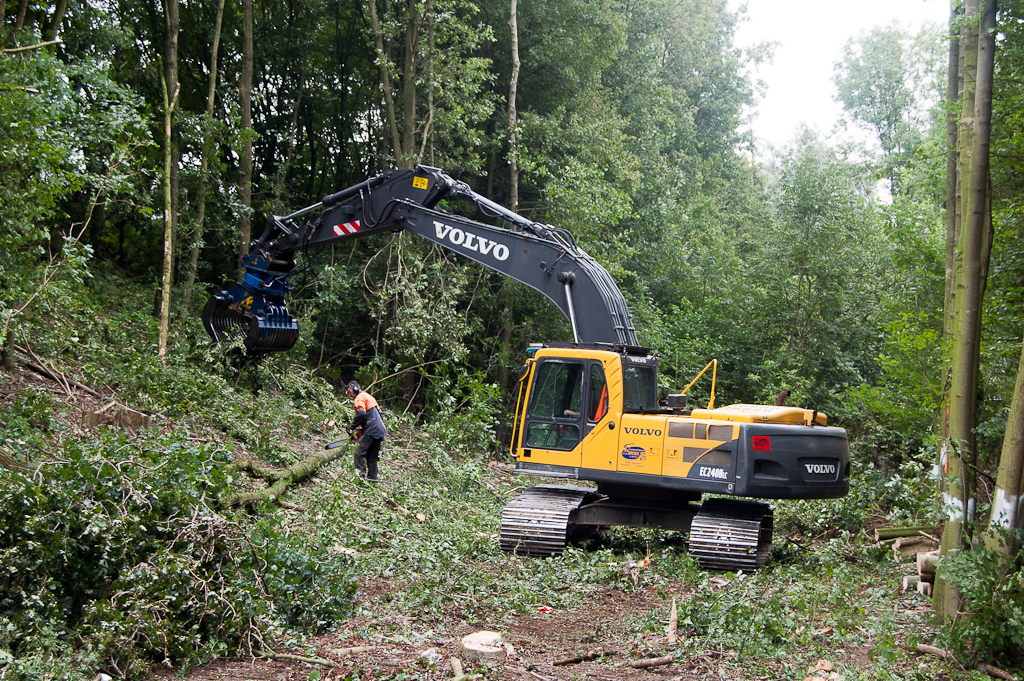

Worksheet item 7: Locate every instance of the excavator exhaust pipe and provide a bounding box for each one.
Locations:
[202,251,300,354]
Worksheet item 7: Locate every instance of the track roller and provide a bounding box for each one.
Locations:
[500,485,595,556]
[687,498,773,572]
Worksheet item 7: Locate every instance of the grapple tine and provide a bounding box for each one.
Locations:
[202,251,300,354]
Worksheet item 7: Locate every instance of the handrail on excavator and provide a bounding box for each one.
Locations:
[681,359,717,410]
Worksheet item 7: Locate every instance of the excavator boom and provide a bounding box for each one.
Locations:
[202,166,636,352]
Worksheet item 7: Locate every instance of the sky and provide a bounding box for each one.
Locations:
[729,0,951,153]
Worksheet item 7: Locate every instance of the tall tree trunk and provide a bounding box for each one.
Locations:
[985,332,1024,556]
[238,0,253,281]
[183,0,226,311]
[42,0,66,52]
[14,0,27,31]
[367,0,404,164]
[508,0,521,212]
[272,31,308,210]
[417,0,434,165]
[942,2,962,442]
[400,0,420,169]
[158,57,179,361]
[935,0,994,618]
[164,0,179,283]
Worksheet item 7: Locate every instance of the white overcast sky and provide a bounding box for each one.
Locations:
[729,0,951,152]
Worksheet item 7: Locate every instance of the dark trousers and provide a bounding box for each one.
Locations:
[353,434,382,480]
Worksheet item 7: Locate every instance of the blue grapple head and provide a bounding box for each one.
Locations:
[201,251,300,353]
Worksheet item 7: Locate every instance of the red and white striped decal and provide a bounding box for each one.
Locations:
[333,220,360,237]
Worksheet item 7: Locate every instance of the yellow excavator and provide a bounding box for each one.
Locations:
[203,165,849,571]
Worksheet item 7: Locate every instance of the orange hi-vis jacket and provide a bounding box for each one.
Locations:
[352,391,387,439]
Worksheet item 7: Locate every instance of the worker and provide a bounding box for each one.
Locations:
[346,380,387,481]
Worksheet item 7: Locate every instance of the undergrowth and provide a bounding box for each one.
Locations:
[0,267,1020,680]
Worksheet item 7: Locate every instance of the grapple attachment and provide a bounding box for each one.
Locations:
[202,251,300,354]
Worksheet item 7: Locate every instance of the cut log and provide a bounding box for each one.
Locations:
[224,444,350,508]
[874,525,933,542]
[627,655,674,669]
[83,408,152,432]
[893,535,939,557]
[917,550,939,577]
[330,646,374,656]
[916,581,932,596]
[902,575,921,591]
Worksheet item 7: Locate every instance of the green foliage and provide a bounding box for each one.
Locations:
[936,529,1024,664]
[0,46,147,343]
[422,370,502,457]
[0,426,357,678]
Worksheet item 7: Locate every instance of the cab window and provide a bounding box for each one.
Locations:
[529,361,584,419]
[525,423,580,450]
[526,360,584,450]
[587,363,608,422]
[623,365,657,411]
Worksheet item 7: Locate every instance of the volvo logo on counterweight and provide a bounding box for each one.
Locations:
[804,463,836,475]
[434,221,510,261]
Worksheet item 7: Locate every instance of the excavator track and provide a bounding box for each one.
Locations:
[687,498,773,572]
[500,485,594,556]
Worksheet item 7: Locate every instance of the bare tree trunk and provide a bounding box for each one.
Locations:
[417,0,435,165]
[367,0,404,164]
[400,0,420,169]
[508,0,521,211]
[237,0,253,281]
[941,3,962,442]
[936,0,992,618]
[158,55,179,362]
[164,0,179,282]
[986,334,1024,555]
[272,58,307,208]
[183,0,226,311]
[42,0,66,51]
[14,0,27,31]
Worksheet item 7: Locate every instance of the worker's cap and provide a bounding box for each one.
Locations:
[346,381,361,393]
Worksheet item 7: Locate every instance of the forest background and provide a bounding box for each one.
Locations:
[1,0,1023,678]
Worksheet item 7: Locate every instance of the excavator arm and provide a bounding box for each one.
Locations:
[203,166,638,353]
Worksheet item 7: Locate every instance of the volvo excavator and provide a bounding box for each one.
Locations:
[203,165,849,571]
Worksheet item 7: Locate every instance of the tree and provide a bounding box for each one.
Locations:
[985,335,1024,555]
[237,0,253,279]
[157,0,179,360]
[507,0,520,212]
[746,130,887,406]
[833,24,942,196]
[934,0,996,618]
[365,0,494,170]
[181,0,225,312]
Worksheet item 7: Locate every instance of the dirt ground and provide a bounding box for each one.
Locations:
[156,573,889,681]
